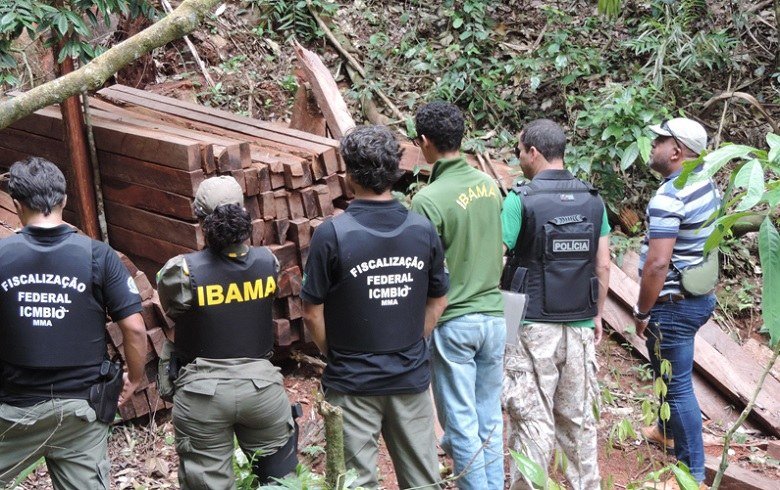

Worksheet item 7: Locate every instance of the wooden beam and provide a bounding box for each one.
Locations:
[608,263,780,436]
[293,42,356,139]
[104,200,204,249]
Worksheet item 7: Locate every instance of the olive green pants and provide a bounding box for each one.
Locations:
[326,389,441,490]
[173,358,294,490]
[0,398,109,489]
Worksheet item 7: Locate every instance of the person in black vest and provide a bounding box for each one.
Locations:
[0,157,147,489]
[301,125,449,489]
[500,119,610,489]
[156,176,295,489]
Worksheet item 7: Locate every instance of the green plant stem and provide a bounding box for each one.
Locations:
[711,341,780,489]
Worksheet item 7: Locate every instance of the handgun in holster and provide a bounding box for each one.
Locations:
[252,403,303,484]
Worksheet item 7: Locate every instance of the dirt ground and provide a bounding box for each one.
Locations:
[13,333,780,489]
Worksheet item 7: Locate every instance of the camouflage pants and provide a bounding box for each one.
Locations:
[502,323,600,490]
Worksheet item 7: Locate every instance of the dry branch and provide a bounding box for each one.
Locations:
[0,0,222,130]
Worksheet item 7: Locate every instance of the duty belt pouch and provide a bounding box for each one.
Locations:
[157,339,177,402]
[89,359,123,424]
[679,250,719,296]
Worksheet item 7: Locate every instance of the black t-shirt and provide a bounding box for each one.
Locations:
[301,199,448,395]
[0,225,143,406]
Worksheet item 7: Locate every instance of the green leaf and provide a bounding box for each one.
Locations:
[733,159,765,211]
[759,217,780,346]
[764,188,780,207]
[670,462,700,490]
[654,377,667,397]
[56,12,68,36]
[620,142,640,170]
[510,450,548,489]
[689,144,755,184]
[637,135,652,163]
[452,16,463,29]
[660,402,671,421]
[767,133,780,164]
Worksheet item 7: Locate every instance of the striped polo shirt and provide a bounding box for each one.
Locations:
[638,170,721,295]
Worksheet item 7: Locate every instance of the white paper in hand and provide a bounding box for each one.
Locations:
[502,290,528,346]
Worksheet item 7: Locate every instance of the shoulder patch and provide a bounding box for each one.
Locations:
[126,276,140,295]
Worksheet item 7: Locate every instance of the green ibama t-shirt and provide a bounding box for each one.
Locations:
[411,156,504,324]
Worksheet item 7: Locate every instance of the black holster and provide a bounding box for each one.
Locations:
[251,403,302,484]
[88,359,123,424]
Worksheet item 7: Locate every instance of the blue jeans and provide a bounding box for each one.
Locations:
[646,294,716,483]
[431,313,506,490]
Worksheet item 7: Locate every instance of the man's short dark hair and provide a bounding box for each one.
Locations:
[415,101,465,152]
[521,119,567,161]
[8,157,67,216]
[340,125,404,194]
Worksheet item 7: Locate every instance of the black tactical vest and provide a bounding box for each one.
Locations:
[175,247,276,361]
[0,231,106,367]
[325,211,431,353]
[501,170,604,322]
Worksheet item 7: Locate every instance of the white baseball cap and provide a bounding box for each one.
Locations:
[194,176,244,215]
[649,117,708,155]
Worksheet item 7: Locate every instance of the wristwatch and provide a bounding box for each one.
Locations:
[633,304,651,321]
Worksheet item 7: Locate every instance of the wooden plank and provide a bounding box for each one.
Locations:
[89,97,250,165]
[324,173,343,199]
[101,178,195,220]
[297,188,319,218]
[289,81,327,137]
[272,219,290,245]
[98,86,337,172]
[107,224,194,265]
[258,191,276,220]
[250,219,265,246]
[12,106,202,170]
[293,42,356,139]
[103,83,340,152]
[704,455,777,489]
[104,200,204,249]
[288,218,311,248]
[278,266,303,297]
[313,184,334,217]
[287,191,305,219]
[244,167,260,196]
[273,190,290,220]
[273,318,292,347]
[98,151,204,197]
[86,102,248,172]
[268,241,298,271]
[602,296,747,430]
[244,194,262,220]
[608,263,780,436]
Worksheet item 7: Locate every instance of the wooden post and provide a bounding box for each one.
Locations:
[57,42,100,238]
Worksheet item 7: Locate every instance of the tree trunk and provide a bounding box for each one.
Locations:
[0,0,221,130]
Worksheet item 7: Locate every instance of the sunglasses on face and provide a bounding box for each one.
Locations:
[514,145,522,158]
[660,120,684,150]
[412,136,422,147]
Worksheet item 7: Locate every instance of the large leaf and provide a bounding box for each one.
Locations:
[510,450,548,489]
[768,133,780,164]
[759,217,780,346]
[670,462,700,490]
[733,159,765,211]
[686,144,755,185]
[637,135,652,163]
[621,142,640,170]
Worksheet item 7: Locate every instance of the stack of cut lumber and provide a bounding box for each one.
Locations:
[93,83,361,347]
[0,189,172,420]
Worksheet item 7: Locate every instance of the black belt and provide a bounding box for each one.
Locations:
[655,293,688,304]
